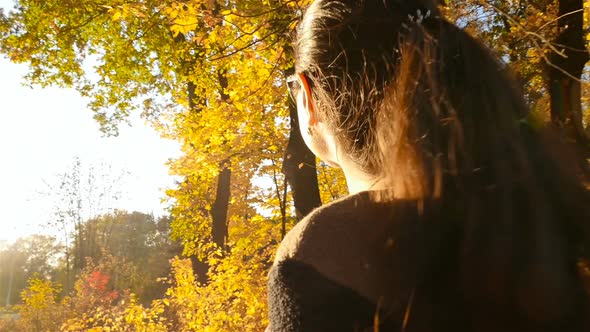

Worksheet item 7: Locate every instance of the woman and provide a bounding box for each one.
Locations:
[267,0,590,331]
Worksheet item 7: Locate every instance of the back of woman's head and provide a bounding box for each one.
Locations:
[295,0,590,330]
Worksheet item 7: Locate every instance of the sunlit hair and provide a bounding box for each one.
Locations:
[295,0,590,330]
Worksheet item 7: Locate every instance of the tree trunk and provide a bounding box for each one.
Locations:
[179,0,233,278]
[74,223,83,271]
[546,0,590,176]
[547,0,590,144]
[282,90,322,220]
[5,263,13,307]
[186,77,233,279]
[189,255,210,284]
[63,228,72,293]
[211,160,231,250]
[209,70,232,251]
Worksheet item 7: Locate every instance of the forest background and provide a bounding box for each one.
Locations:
[0,0,589,331]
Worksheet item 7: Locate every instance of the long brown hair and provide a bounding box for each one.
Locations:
[295,0,590,330]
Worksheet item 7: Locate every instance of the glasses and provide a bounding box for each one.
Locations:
[287,72,315,106]
[286,74,301,104]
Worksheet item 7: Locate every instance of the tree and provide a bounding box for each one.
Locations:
[0,235,61,308]
[16,276,64,332]
[0,0,322,270]
[40,158,125,292]
[0,244,28,308]
[74,211,179,303]
[443,0,589,160]
[546,0,590,158]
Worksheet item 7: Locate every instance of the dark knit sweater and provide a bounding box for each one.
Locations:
[266,191,430,332]
[266,189,590,332]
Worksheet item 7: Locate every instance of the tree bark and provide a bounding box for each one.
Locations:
[545,0,590,176]
[547,0,590,145]
[211,160,231,250]
[282,88,322,220]
[186,80,211,279]
[209,70,232,251]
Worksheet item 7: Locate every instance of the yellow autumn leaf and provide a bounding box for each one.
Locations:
[112,11,122,21]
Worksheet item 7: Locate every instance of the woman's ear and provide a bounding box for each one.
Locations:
[298,73,317,127]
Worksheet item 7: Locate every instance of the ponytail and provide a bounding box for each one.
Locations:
[296,0,590,330]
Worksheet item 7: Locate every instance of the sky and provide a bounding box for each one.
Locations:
[0,56,182,243]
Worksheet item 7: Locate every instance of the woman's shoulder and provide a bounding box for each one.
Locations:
[275,191,425,265]
[270,191,425,311]
[274,193,362,264]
